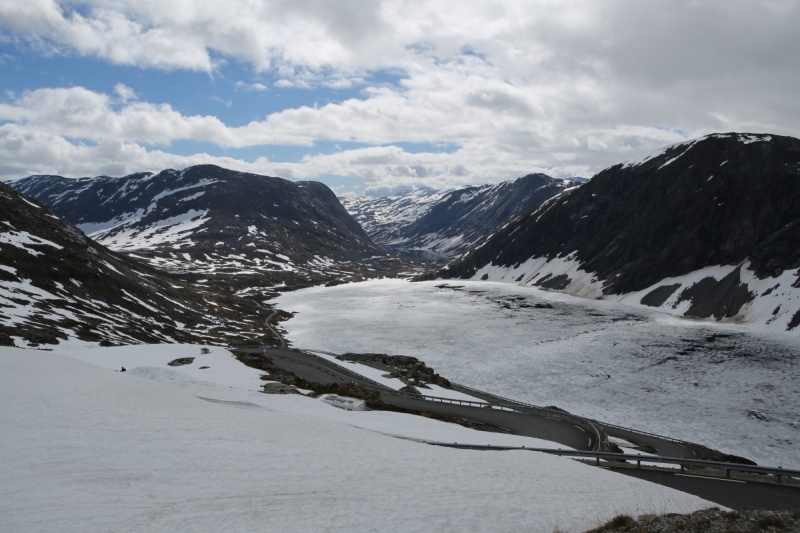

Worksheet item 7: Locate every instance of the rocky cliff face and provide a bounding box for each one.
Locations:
[434,133,800,331]
[0,181,278,347]
[13,165,391,289]
[342,174,581,258]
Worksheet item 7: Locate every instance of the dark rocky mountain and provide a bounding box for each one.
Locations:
[341,174,581,258]
[432,133,800,331]
[12,165,410,291]
[0,181,279,347]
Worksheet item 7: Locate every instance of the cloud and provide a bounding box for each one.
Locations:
[0,120,661,194]
[0,0,798,190]
[114,83,137,102]
[235,81,268,91]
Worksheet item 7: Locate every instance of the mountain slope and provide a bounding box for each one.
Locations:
[342,174,580,258]
[12,165,387,286]
[434,133,800,331]
[0,181,277,347]
[341,188,444,255]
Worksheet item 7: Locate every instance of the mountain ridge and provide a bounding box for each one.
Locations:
[341,174,582,258]
[0,181,279,347]
[430,133,800,331]
[11,165,407,291]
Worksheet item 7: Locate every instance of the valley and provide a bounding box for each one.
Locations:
[341,174,583,258]
[4,3,799,530]
[3,133,800,528]
[12,165,433,300]
[275,278,800,470]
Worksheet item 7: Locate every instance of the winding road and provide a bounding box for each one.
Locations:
[238,345,653,453]
[250,311,732,457]
[237,315,799,509]
[241,314,702,458]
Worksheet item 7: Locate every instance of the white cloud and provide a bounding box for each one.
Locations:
[235,81,268,91]
[114,83,137,102]
[0,120,677,192]
[0,0,798,190]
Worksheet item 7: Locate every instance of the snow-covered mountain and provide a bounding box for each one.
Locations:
[341,188,444,255]
[12,165,398,288]
[433,133,800,332]
[341,174,581,259]
[0,181,277,347]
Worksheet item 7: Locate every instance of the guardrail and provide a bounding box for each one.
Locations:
[279,357,692,449]
[442,380,607,451]
[407,393,603,451]
[598,421,692,446]
[421,444,800,484]
[243,345,604,452]
[439,382,695,449]
[451,381,546,409]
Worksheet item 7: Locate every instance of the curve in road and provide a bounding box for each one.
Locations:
[239,346,596,451]
[450,382,699,459]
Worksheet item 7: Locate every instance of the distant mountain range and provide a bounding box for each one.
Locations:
[0,181,277,347]
[431,133,800,332]
[9,132,799,336]
[12,165,413,292]
[341,174,583,259]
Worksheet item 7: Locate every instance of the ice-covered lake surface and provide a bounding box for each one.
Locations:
[276,279,800,469]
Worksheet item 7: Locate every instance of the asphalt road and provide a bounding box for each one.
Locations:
[601,425,699,459]
[607,466,800,510]
[250,305,740,461]
[240,346,596,450]
[271,358,346,386]
[451,382,699,459]
[239,345,800,507]
[380,392,594,450]
[262,309,286,348]
[242,346,728,459]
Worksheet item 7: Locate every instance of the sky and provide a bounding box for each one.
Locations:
[0,1,798,196]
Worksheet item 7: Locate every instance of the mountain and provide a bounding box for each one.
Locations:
[0,181,278,347]
[432,133,800,331]
[12,165,404,290]
[341,174,581,259]
[341,188,448,258]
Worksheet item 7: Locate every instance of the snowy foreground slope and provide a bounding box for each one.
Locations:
[0,347,713,533]
[276,279,800,470]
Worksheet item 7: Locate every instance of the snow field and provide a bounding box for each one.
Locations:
[47,342,561,449]
[54,343,271,391]
[471,254,800,333]
[0,348,714,533]
[275,279,800,469]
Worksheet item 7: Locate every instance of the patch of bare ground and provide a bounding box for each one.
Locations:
[583,508,800,533]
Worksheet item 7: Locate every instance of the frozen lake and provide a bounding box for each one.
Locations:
[275,279,800,469]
